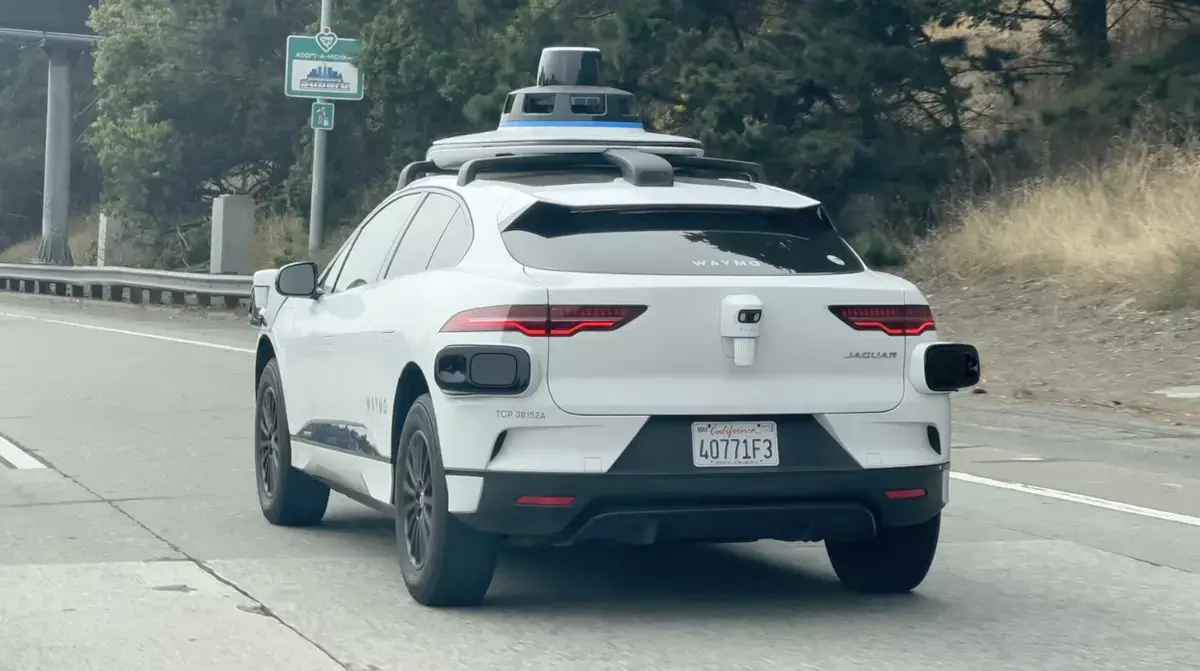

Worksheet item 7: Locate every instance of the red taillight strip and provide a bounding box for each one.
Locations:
[545,321,620,336]
[515,495,575,506]
[500,319,622,337]
[440,305,646,337]
[828,305,936,336]
[885,488,927,500]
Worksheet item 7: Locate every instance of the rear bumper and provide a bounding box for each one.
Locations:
[453,463,948,546]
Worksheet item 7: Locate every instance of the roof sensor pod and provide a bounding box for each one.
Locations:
[399,46,765,187]
[536,46,603,87]
[418,46,704,171]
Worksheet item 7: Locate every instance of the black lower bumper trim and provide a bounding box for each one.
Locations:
[453,464,947,546]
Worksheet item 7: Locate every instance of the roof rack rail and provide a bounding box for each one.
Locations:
[397,160,445,189]
[664,155,766,183]
[454,149,767,187]
[604,149,676,186]
[457,149,675,187]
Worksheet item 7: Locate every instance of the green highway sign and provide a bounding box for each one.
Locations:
[285,28,364,101]
[310,102,335,131]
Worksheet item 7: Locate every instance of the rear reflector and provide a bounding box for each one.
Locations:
[441,305,646,337]
[829,305,935,336]
[885,488,927,500]
[515,495,575,506]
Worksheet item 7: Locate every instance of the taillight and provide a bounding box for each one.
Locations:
[515,495,575,506]
[440,305,646,337]
[829,305,935,336]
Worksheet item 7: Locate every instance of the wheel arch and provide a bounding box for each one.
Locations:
[391,362,431,466]
[255,335,277,389]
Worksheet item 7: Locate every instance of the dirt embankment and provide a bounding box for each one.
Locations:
[923,278,1200,426]
[912,142,1200,426]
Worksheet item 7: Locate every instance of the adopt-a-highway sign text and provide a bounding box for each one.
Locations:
[285,29,364,101]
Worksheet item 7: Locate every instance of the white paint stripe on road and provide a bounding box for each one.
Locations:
[0,433,46,469]
[0,312,254,354]
[951,471,1200,528]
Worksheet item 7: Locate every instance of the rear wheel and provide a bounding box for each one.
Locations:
[255,359,330,526]
[826,513,940,594]
[394,394,499,607]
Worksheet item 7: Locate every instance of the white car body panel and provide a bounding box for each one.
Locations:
[253,172,968,517]
[525,268,911,416]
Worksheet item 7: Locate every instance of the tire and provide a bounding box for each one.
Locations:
[393,394,499,607]
[826,513,941,594]
[255,359,330,526]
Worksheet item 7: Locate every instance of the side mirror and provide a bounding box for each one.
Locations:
[275,261,319,297]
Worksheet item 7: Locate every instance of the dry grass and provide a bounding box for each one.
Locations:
[914,141,1200,310]
[0,216,98,264]
[255,212,351,271]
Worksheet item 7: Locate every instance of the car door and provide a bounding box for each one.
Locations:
[347,192,463,463]
[272,229,358,432]
[286,192,424,465]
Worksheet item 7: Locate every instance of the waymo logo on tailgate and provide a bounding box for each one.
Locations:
[692,259,763,267]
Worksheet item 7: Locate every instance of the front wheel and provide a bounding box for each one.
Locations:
[394,394,499,607]
[255,359,330,526]
[826,513,941,594]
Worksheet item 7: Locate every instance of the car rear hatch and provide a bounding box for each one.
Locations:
[499,202,926,416]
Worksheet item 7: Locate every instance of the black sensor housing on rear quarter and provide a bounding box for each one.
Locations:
[923,343,981,392]
[435,345,531,395]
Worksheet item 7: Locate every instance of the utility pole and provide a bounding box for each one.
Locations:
[307,0,333,253]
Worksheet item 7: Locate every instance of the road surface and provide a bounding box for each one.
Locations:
[2,292,1198,671]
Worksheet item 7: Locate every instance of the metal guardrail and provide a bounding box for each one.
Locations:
[0,263,252,308]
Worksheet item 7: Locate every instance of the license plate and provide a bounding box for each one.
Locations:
[691,421,779,468]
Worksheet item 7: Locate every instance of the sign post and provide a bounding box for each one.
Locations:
[285,5,364,253]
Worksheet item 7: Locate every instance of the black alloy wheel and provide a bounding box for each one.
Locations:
[399,430,435,570]
[392,393,498,607]
[257,387,283,501]
[254,358,330,527]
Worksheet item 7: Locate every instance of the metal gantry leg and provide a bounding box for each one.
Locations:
[35,45,75,266]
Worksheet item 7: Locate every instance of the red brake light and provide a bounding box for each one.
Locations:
[515,495,575,506]
[885,488,927,500]
[440,305,646,337]
[829,305,935,336]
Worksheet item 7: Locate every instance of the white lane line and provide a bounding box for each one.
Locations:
[0,433,46,469]
[0,312,254,354]
[951,471,1200,528]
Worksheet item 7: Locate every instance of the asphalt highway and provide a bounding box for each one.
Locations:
[2,292,1198,671]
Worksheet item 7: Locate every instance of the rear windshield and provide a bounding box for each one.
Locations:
[501,203,863,275]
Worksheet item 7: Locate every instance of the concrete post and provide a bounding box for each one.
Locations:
[97,214,118,266]
[34,46,75,265]
[209,195,255,275]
